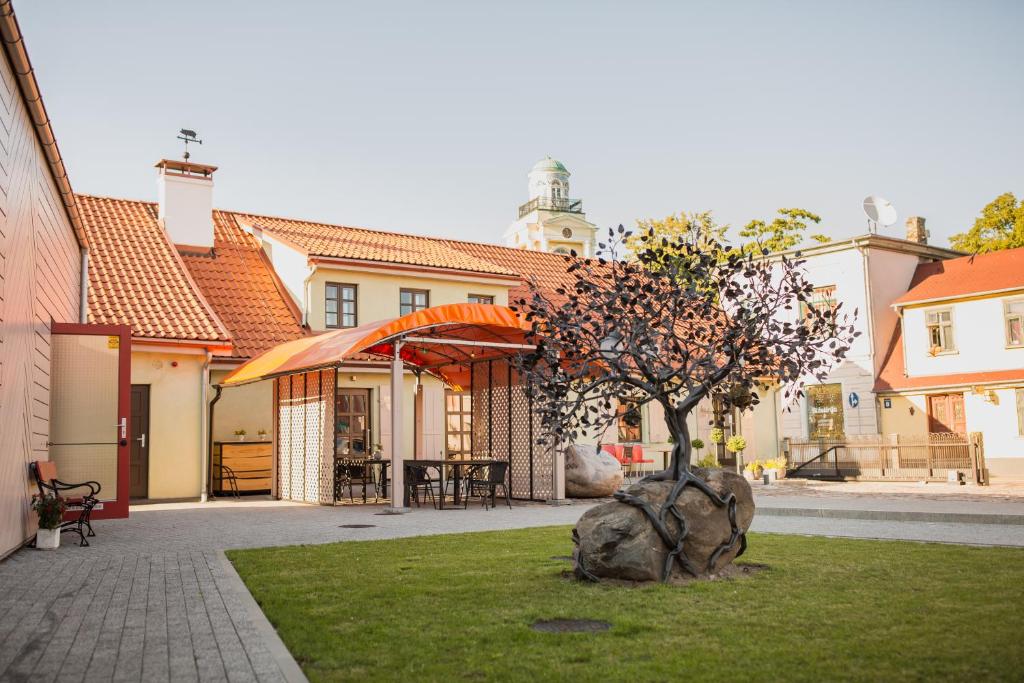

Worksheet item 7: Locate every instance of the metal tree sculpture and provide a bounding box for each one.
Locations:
[513,226,858,580]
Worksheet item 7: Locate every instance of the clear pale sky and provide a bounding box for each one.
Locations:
[19,1,1024,248]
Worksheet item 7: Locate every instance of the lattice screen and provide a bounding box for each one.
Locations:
[468,360,555,500]
[275,369,335,504]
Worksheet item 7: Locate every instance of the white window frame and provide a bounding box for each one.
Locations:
[1005,298,1024,348]
[925,307,957,355]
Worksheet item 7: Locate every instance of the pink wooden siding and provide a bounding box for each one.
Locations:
[0,45,81,558]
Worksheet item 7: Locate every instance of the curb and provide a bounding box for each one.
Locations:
[215,552,309,683]
[756,506,1024,526]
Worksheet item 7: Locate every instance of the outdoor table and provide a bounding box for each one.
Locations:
[335,457,389,503]
[405,458,498,509]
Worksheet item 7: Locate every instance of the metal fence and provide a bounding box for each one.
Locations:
[782,432,987,484]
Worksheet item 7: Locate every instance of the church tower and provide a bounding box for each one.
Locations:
[504,156,597,256]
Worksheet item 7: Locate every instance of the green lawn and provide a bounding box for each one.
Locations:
[228,527,1024,682]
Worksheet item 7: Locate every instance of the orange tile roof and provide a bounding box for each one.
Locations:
[77,194,231,346]
[234,213,518,277]
[893,247,1024,306]
[440,239,578,302]
[179,212,308,358]
[874,320,1024,392]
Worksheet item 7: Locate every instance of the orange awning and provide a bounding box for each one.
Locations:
[221,303,531,387]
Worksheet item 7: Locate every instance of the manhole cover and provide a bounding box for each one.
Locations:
[339,524,376,529]
[550,555,573,561]
[531,619,610,633]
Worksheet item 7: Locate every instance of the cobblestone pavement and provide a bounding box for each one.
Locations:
[3,491,1023,682]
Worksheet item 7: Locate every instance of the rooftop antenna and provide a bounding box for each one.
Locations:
[862,195,897,234]
[177,128,201,161]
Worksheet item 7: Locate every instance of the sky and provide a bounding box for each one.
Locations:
[19,1,1024,248]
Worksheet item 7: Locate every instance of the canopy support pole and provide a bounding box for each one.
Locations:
[387,339,411,513]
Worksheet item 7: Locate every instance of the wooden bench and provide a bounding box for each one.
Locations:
[29,460,100,547]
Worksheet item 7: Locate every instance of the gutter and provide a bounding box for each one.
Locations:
[206,383,223,502]
[200,350,212,502]
[0,1,87,248]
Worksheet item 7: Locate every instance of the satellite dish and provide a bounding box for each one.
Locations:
[862,195,897,233]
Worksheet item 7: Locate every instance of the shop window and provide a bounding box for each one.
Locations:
[806,383,844,439]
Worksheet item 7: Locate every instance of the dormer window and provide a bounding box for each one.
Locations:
[926,309,956,354]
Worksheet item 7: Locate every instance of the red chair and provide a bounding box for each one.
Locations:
[601,444,625,462]
[630,445,655,478]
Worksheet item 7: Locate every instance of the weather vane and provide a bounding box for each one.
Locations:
[177,128,202,161]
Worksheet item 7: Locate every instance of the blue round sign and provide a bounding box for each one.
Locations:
[848,392,859,408]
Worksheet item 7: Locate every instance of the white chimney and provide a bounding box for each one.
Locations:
[156,159,216,249]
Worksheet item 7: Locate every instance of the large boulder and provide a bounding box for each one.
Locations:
[573,467,754,583]
[565,444,624,498]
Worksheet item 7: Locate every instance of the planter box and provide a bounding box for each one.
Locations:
[35,527,60,550]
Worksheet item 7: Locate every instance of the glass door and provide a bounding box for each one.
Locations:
[335,388,370,457]
[49,323,131,519]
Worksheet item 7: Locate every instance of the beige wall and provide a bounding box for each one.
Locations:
[211,370,274,443]
[0,47,82,556]
[132,351,205,499]
[877,394,929,435]
[306,266,510,331]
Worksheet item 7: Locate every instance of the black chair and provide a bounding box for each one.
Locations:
[463,461,511,510]
[30,460,100,546]
[220,465,240,499]
[346,459,376,503]
[405,463,436,508]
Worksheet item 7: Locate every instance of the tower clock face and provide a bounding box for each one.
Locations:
[561,228,573,239]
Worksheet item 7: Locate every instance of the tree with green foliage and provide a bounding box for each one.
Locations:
[949,192,1024,254]
[624,211,727,257]
[738,208,830,253]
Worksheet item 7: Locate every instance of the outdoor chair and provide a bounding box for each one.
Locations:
[220,464,240,499]
[463,461,511,510]
[29,460,100,547]
[343,458,376,503]
[405,463,436,508]
[601,444,631,482]
[630,445,655,478]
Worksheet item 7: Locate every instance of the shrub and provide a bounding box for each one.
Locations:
[696,453,719,468]
[31,493,66,530]
[725,435,747,453]
[743,460,762,474]
[690,438,705,451]
[709,428,724,444]
[763,456,788,470]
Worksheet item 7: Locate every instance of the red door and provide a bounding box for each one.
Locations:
[49,323,132,519]
[927,393,966,434]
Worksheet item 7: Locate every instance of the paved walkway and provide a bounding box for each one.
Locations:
[3,488,1024,682]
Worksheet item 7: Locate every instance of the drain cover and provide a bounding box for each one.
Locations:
[531,619,610,633]
[550,555,573,561]
[339,524,376,529]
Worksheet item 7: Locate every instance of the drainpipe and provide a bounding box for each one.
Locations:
[79,248,89,323]
[200,350,213,502]
[207,383,223,502]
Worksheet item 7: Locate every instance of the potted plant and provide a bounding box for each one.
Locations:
[257,429,268,441]
[696,452,720,468]
[31,493,65,550]
[709,427,724,445]
[234,429,247,442]
[742,459,763,482]
[726,434,748,476]
[371,443,384,460]
[690,438,705,463]
[763,456,787,481]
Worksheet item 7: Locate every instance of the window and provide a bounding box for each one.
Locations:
[926,308,956,353]
[445,390,473,458]
[807,383,844,439]
[617,402,643,443]
[801,285,837,320]
[1017,389,1024,437]
[325,283,357,328]
[468,294,494,305]
[1006,300,1024,348]
[400,288,429,315]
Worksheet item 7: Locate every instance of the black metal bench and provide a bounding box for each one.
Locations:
[30,460,100,547]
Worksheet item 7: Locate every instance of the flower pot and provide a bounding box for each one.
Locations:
[764,469,779,482]
[236,435,245,442]
[35,527,60,550]
[743,470,759,482]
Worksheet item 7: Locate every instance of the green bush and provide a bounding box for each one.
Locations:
[696,453,719,468]
[31,493,66,530]
[709,427,724,444]
[725,435,747,453]
[690,438,705,450]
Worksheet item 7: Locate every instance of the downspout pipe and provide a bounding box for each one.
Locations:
[206,383,223,502]
[200,350,213,502]
[79,248,88,323]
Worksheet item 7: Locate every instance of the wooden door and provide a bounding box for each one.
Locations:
[335,388,370,457]
[129,385,150,498]
[927,393,966,433]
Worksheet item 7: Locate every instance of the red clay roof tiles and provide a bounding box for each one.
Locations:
[893,247,1024,306]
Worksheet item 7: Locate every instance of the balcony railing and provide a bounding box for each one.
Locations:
[518,196,584,219]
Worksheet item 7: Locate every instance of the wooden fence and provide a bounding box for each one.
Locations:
[782,433,987,484]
